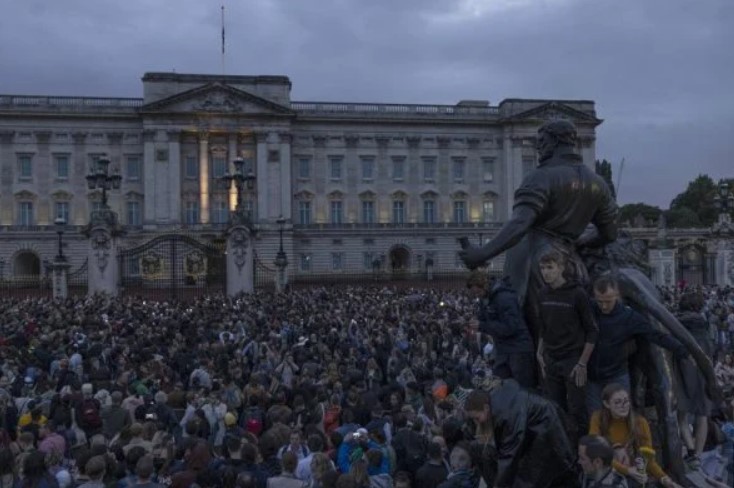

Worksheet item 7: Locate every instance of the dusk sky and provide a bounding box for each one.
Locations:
[1,0,731,208]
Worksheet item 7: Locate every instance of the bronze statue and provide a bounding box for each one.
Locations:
[460,119,618,343]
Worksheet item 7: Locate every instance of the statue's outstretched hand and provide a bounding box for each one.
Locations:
[459,244,486,270]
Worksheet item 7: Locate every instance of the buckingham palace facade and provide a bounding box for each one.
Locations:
[0,72,602,282]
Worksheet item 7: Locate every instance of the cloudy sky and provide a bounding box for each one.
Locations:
[1,0,732,208]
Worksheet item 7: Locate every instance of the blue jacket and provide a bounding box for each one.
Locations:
[588,302,688,382]
[477,277,534,355]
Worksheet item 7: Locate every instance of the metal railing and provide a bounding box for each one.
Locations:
[287,269,479,290]
[293,222,504,231]
[0,95,143,108]
[291,101,499,117]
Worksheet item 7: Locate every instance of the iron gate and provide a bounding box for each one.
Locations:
[118,234,225,300]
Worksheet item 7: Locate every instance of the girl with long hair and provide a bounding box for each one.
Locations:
[589,383,681,488]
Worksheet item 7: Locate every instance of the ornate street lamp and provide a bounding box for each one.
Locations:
[85,155,121,209]
[54,217,67,261]
[221,157,256,225]
[713,179,734,236]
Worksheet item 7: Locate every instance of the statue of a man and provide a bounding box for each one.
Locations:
[460,120,618,342]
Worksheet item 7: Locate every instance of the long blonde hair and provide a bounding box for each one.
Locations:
[599,383,641,454]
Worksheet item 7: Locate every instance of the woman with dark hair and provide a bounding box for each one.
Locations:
[675,291,714,469]
[589,383,681,488]
[16,450,59,488]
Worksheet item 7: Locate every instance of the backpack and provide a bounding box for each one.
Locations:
[80,398,102,429]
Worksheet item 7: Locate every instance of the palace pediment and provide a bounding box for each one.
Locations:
[503,101,601,125]
[139,83,294,117]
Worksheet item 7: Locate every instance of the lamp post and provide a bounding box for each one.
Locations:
[55,217,66,262]
[274,215,288,293]
[221,157,256,225]
[52,216,70,299]
[85,155,122,210]
[712,179,734,287]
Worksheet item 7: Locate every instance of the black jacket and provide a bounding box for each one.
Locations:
[588,302,688,382]
[487,380,576,487]
[677,311,713,357]
[477,278,534,355]
[537,281,598,360]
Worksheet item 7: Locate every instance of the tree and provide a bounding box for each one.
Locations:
[665,206,702,228]
[618,203,662,226]
[669,174,718,227]
[595,159,616,199]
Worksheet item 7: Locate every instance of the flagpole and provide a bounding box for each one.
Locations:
[221,4,226,75]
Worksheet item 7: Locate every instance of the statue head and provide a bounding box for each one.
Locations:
[536,120,578,162]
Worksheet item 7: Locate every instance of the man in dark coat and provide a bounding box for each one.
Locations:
[464,380,577,488]
[467,273,536,388]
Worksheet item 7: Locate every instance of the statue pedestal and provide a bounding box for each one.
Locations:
[87,226,121,296]
[51,258,70,300]
[649,249,676,288]
[226,225,254,296]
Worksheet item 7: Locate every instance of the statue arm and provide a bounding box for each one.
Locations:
[462,206,538,266]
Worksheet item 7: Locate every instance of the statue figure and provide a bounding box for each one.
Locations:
[460,119,618,343]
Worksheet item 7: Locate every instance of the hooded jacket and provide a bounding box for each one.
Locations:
[588,302,688,382]
[477,277,534,355]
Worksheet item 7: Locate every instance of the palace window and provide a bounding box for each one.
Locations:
[126,201,142,226]
[55,154,70,179]
[54,202,70,223]
[392,200,405,224]
[329,157,343,180]
[298,201,311,225]
[422,157,436,182]
[126,156,141,181]
[185,156,199,179]
[452,157,466,182]
[482,157,495,182]
[17,201,34,226]
[298,157,311,179]
[332,253,344,270]
[423,200,436,224]
[453,200,466,224]
[392,157,405,181]
[17,154,33,180]
[360,156,375,181]
[361,200,375,224]
[185,201,200,224]
[330,200,343,224]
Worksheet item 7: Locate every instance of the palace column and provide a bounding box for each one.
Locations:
[255,131,268,222]
[167,130,182,223]
[142,130,156,226]
[279,133,292,220]
[198,132,210,224]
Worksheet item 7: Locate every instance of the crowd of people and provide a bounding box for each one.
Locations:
[0,267,732,488]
